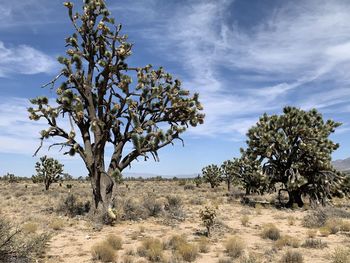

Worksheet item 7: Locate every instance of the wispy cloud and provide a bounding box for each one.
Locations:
[0,41,57,77]
[133,0,350,138]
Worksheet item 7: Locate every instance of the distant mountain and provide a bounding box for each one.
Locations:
[332,157,350,171]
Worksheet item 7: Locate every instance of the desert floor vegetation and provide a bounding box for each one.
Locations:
[0,180,350,262]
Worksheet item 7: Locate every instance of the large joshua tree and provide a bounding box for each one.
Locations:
[28,0,204,216]
[245,106,345,207]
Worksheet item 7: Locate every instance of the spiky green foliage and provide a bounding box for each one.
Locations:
[2,173,17,183]
[32,156,64,190]
[199,206,217,237]
[202,164,222,188]
[28,0,204,213]
[237,155,266,195]
[221,159,240,192]
[193,174,202,188]
[245,106,345,207]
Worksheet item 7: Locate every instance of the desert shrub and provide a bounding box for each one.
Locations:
[306,229,317,238]
[57,194,90,217]
[166,235,187,251]
[106,234,122,250]
[184,184,195,190]
[197,237,210,253]
[319,226,331,237]
[143,195,163,217]
[199,206,217,237]
[241,215,249,226]
[224,236,245,259]
[301,238,327,249]
[302,209,328,228]
[166,195,182,210]
[331,247,350,263]
[274,235,300,249]
[123,198,148,221]
[49,218,65,230]
[165,195,185,220]
[91,241,116,262]
[137,237,164,262]
[0,216,51,262]
[218,258,233,263]
[176,242,198,262]
[22,222,38,234]
[280,250,303,263]
[287,216,296,226]
[178,180,187,186]
[261,223,281,240]
[240,253,262,263]
[340,220,350,231]
[121,255,134,263]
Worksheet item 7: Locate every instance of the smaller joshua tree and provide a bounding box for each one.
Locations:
[221,159,240,192]
[199,206,217,237]
[202,164,222,188]
[32,156,64,190]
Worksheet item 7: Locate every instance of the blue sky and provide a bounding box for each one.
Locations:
[1,0,350,177]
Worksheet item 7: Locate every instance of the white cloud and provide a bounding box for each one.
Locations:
[0,41,57,77]
[137,0,350,138]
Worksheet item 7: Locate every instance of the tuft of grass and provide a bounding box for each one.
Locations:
[301,238,327,249]
[287,216,296,226]
[306,229,317,238]
[91,241,116,262]
[197,236,210,253]
[137,237,164,262]
[106,234,123,250]
[274,235,300,249]
[330,247,350,263]
[319,226,331,237]
[261,223,281,240]
[22,222,38,234]
[224,236,245,259]
[49,218,65,230]
[176,242,198,262]
[241,215,249,227]
[280,250,303,263]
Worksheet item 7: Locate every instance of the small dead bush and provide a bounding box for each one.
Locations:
[330,247,350,263]
[91,241,116,262]
[261,223,281,240]
[301,238,327,249]
[57,194,90,217]
[280,250,303,263]
[137,237,164,262]
[143,195,163,217]
[224,236,245,259]
[106,234,122,250]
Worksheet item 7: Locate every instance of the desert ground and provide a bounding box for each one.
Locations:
[1,179,350,263]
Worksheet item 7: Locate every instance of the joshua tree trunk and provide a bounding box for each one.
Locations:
[287,190,304,208]
[227,180,232,192]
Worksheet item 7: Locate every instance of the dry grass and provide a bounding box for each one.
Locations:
[224,236,245,259]
[1,180,350,263]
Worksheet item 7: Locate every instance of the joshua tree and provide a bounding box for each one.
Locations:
[28,0,204,217]
[32,156,64,190]
[245,106,346,207]
[202,164,222,188]
[221,159,239,192]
